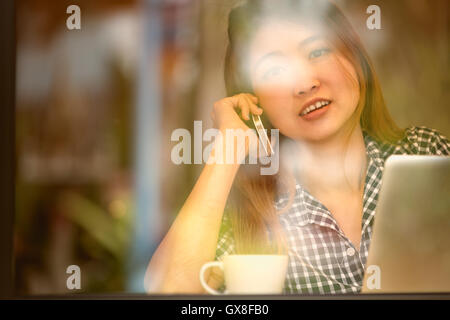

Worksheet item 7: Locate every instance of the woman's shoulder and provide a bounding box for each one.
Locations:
[374,126,450,157]
[399,126,450,155]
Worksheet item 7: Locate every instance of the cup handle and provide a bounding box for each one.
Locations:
[199,261,224,295]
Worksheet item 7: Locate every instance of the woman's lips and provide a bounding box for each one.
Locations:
[299,102,331,121]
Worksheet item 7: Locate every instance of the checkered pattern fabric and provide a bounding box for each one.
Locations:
[215,126,450,294]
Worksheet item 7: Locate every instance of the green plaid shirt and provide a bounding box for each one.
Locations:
[215,126,450,294]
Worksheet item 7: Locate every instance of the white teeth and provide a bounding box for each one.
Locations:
[300,100,330,116]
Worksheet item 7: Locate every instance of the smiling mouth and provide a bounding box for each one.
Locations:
[299,100,331,116]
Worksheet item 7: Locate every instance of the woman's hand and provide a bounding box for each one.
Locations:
[211,93,263,132]
[210,93,263,161]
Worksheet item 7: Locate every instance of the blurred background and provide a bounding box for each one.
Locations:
[14,0,450,294]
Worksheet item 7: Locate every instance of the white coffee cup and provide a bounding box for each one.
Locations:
[199,254,288,295]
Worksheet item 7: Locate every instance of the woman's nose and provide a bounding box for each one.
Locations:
[292,63,320,95]
[295,78,320,95]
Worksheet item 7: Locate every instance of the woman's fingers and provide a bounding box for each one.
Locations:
[212,93,262,127]
[244,94,263,116]
[240,97,251,120]
[230,94,250,120]
[236,94,262,121]
[249,94,259,105]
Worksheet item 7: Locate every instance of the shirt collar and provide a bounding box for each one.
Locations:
[363,130,386,172]
[277,131,386,231]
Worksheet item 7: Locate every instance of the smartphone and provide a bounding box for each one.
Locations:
[251,113,274,157]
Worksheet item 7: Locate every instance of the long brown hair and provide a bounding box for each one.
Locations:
[224,0,405,254]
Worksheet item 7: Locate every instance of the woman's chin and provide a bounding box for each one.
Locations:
[288,124,340,144]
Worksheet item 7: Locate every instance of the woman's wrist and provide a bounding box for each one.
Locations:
[207,127,249,166]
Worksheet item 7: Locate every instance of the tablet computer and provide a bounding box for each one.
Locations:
[362,155,450,293]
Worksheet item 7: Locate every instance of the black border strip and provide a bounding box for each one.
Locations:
[7,293,450,300]
[0,0,15,299]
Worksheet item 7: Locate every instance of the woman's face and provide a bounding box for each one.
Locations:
[247,20,360,143]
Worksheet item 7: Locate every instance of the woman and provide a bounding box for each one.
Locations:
[146,0,450,294]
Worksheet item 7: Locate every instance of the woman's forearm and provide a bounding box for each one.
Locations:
[145,144,240,293]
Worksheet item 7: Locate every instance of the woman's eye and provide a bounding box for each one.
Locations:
[309,48,330,59]
[262,66,285,80]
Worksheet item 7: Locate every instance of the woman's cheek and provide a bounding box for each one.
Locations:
[255,84,291,106]
[330,57,359,92]
[261,101,295,136]
[254,86,293,128]
[259,95,291,119]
